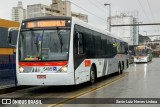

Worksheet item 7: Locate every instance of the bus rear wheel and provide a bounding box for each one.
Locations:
[89,67,96,85]
[126,60,129,68]
[118,63,122,75]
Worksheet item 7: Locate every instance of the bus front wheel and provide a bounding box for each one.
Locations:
[89,67,96,85]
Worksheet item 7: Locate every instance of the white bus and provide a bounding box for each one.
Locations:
[134,46,153,63]
[9,16,129,85]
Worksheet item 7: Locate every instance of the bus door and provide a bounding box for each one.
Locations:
[74,32,86,83]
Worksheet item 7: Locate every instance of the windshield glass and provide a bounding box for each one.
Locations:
[135,49,147,56]
[19,29,70,61]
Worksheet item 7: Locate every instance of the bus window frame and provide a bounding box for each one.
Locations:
[18,27,71,62]
[74,31,84,55]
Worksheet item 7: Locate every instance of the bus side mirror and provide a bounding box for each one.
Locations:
[8,27,19,47]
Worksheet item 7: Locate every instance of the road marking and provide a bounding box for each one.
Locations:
[47,73,128,107]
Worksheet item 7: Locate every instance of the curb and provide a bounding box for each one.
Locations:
[0,86,33,95]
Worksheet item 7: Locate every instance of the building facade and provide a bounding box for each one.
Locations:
[27,4,60,18]
[139,35,151,45]
[109,15,138,45]
[12,1,26,22]
[71,12,88,23]
[51,0,71,16]
[27,0,88,22]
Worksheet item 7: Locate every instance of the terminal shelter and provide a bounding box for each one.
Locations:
[0,18,20,79]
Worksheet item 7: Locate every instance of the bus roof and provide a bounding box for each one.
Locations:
[22,16,127,43]
[72,17,127,43]
[22,16,72,22]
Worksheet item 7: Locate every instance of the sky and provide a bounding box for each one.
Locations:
[0,0,160,39]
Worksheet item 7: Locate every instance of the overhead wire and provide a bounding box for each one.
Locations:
[88,0,105,13]
[87,0,111,29]
[70,1,107,24]
[137,0,151,22]
[146,0,160,35]
[88,0,109,13]
[137,0,155,36]
[95,0,105,6]
[71,0,158,36]
[146,0,155,22]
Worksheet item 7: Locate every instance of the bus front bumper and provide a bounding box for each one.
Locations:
[17,73,75,86]
[134,57,148,63]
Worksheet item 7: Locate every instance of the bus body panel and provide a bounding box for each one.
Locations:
[17,73,75,85]
[74,58,108,84]
[16,60,75,86]
[74,54,129,84]
[72,18,129,85]
[16,17,75,86]
[15,16,129,86]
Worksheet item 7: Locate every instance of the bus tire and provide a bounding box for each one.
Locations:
[118,63,122,75]
[89,67,96,85]
[126,60,129,68]
[118,65,121,75]
[122,61,124,71]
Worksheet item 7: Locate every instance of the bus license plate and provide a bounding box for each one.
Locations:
[37,75,46,79]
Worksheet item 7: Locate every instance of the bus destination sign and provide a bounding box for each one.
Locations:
[24,20,70,28]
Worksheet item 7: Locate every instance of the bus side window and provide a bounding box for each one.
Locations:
[113,46,117,55]
[78,33,84,54]
[74,32,84,55]
[74,32,78,54]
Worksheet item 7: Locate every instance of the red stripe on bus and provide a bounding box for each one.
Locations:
[19,61,68,66]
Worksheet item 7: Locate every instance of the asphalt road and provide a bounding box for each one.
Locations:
[0,58,160,107]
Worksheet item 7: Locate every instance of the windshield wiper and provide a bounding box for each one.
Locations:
[29,28,39,52]
[56,27,63,53]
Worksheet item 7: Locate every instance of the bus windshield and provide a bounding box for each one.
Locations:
[19,29,70,61]
[135,49,147,56]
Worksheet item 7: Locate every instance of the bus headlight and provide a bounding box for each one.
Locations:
[58,65,68,73]
[19,67,24,73]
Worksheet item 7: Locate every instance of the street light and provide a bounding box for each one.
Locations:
[104,3,111,32]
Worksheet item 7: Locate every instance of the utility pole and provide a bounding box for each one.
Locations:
[104,3,111,32]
